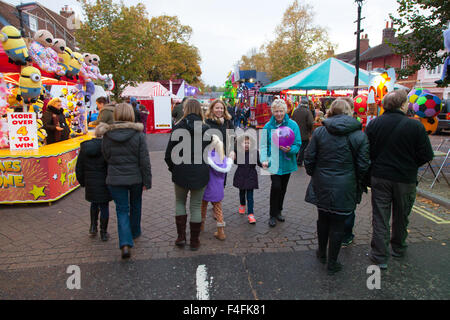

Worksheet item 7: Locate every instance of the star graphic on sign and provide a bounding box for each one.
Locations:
[57,158,62,165]
[60,172,66,185]
[29,185,46,200]
[53,174,58,180]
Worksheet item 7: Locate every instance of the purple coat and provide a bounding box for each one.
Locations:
[203,150,233,203]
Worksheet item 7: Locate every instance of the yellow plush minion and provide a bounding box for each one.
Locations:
[36,119,47,146]
[66,51,82,79]
[58,47,73,74]
[17,66,43,104]
[0,25,32,65]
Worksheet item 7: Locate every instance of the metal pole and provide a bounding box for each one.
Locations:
[354,1,363,97]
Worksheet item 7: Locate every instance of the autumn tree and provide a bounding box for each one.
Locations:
[389,0,450,80]
[238,0,332,82]
[76,1,203,99]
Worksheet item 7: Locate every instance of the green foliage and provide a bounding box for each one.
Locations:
[389,0,450,78]
[76,0,203,100]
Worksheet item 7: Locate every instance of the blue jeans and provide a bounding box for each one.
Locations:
[90,202,109,219]
[239,189,254,214]
[108,184,143,249]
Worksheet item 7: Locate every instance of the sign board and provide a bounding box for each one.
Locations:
[7,113,38,151]
[153,96,172,130]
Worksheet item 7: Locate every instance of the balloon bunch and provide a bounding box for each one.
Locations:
[407,88,442,134]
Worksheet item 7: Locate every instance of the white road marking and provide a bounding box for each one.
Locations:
[196,264,211,300]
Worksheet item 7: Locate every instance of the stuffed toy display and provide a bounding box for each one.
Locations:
[81,53,97,81]
[66,51,82,80]
[435,28,450,86]
[29,30,65,76]
[0,73,9,148]
[57,46,73,75]
[0,25,32,66]
[90,54,110,81]
[16,66,44,104]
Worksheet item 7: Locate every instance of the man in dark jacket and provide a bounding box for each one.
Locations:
[292,102,314,166]
[365,90,433,269]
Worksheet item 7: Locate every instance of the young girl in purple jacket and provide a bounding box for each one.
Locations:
[201,135,233,240]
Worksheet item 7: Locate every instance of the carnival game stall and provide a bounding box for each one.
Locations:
[121,82,178,134]
[0,26,113,204]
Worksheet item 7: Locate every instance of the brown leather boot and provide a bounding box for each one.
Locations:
[214,222,226,240]
[189,222,202,251]
[175,215,187,246]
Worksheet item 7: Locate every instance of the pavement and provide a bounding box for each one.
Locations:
[0,132,449,300]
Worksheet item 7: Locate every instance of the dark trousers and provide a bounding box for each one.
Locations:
[239,189,254,214]
[297,139,309,165]
[343,211,355,242]
[269,174,291,217]
[370,176,416,264]
[317,209,347,263]
[90,202,109,220]
[108,184,143,249]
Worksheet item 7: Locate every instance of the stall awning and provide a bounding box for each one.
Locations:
[260,57,370,92]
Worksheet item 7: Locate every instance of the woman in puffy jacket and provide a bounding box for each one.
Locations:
[304,99,370,275]
[96,103,152,260]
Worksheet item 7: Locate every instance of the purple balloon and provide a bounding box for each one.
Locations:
[272,126,295,148]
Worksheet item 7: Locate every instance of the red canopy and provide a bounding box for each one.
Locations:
[0,45,80,85]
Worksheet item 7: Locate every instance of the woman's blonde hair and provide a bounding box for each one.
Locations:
[113,103,135,122]
[328,98,353,117]
[271,99,287,113]
[179,98,204,123]
[206,99,232,122]
[47,97,62,107]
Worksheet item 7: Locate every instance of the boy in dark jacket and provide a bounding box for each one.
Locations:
[75,131,112,241]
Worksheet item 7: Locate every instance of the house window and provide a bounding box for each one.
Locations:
[366,61,372,71]
[401,57,409,69]
[28,15,38,32]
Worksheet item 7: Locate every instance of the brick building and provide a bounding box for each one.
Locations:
[0,1,77,49]
[335,22,417,89]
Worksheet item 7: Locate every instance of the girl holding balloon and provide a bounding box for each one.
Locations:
[260,99,301,228]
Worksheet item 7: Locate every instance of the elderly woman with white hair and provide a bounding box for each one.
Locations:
[304,98,370,274]
[260,99,301,228]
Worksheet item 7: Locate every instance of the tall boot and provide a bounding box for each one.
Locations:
[214,222,226,241]
[89,206,99,235]
[327,230,345,274]
[316,220,328,264]
[175,215,187,246]
[100,217,109,241]
[189,222,202,251]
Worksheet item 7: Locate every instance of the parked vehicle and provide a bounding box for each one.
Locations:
[436,99,450,134]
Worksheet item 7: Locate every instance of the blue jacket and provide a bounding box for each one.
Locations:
[260,114,301,175]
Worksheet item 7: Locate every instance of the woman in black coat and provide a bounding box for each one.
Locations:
[75,134,112,241]
[233,132,261,224]
[304,99,370,275]
[165,98,211,251]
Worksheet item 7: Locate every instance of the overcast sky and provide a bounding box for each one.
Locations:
[5,0,400,86]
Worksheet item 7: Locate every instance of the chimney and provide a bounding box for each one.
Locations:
[326,47,335,58]
[60,5,74,19]
[382,20,395,44]
[360,34,369,53]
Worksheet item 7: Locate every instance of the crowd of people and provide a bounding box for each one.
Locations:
[75,89,433,276]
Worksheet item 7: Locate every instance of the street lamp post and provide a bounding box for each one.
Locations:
[353,0,365,97]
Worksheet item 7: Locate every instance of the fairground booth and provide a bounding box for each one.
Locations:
[121,81,181,134]
[0,26,113,204]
